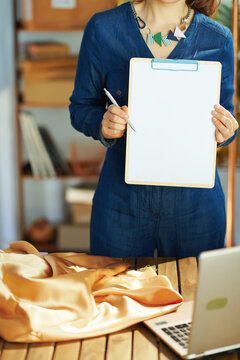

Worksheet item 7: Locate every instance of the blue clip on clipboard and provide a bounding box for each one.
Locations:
[151,58,199,72]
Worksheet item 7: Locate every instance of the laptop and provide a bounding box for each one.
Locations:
[144,246,240,359]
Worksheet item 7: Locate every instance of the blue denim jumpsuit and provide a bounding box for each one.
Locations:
[69,2,237,258]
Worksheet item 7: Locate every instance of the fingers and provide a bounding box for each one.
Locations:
[105,113,126,128]
[101,104,128,139]
[103,107,127,131]
[215,129,225,144]
[212,114,233,138]
[213,104,239,131]
[121,105,129,115]
[101,127,124,138]
[214,104,230,117]
[212,104,239,143]
[212,111,233,131]
[108,104,128,123]
[212,115,233,143]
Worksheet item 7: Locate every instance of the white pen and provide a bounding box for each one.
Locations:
[104,88,136,132]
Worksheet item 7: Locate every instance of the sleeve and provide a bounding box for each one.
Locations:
[69,15,117,148]
[217,30,238,148]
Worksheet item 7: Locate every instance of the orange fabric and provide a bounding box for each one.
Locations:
[0,241,183,342]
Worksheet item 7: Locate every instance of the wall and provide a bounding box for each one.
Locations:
[0,0,18,248]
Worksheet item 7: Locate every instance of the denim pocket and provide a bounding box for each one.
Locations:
[106,70,129,106]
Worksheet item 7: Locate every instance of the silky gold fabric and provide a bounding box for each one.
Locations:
[0,241,183,342]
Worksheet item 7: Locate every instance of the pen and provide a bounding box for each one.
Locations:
[104,88,136,132]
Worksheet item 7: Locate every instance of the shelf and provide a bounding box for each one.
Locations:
[19,102,69,109]
[18,57,78,67]
[16,24,84,33]
[22,174,99,181]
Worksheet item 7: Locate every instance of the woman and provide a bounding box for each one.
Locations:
[69,0,238,258]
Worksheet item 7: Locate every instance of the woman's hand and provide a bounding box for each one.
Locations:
[101,104,128,139]
[212,104,239,144]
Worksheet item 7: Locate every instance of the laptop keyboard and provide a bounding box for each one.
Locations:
[161,322,192,349]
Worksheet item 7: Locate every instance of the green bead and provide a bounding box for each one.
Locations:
[153,32,162,46]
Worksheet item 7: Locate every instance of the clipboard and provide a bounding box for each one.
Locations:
[125,58,222,188]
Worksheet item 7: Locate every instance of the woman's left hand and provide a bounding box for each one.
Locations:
[212,104,239,144]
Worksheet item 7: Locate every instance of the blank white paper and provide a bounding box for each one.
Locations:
[125,58,221,188]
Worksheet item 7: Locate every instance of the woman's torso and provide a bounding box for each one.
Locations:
[91,1,232,202]
[92,1,232,155]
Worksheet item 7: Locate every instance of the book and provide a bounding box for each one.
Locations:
[20,112,57,178]
[29,115,56,177]
[65,183,97,205]
[39,126,71,176]
[20,112,48,177]
[20,112,41,178]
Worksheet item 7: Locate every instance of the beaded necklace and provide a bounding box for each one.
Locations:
[130,1,192,47]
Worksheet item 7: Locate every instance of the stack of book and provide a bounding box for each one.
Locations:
[20,57,78,105]
[26,42,70,61]
[20,112,70,178]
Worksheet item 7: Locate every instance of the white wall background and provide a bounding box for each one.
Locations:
[0,0,239,249]
[0,0,18,248]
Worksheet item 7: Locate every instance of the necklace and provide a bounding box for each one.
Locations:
[130,1,192,47]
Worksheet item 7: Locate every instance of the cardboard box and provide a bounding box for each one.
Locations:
[57,223,90,251]
[22,0,116,30]
[21,57,77,105]
[70,203,92,224]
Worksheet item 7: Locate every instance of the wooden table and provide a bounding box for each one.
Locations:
[0,257,239,360]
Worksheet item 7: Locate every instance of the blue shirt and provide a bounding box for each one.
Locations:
[69,1,237,150]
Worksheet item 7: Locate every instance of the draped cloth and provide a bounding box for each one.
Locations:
[0,241,183,342]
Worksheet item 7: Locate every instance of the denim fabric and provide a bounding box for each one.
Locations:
[69,2,237,257]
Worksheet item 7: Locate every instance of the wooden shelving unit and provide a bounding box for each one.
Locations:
[14,0,114,251]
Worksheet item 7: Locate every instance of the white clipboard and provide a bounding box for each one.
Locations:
[125,58,222,188]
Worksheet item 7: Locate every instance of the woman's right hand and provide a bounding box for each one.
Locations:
[101,104,128,139]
